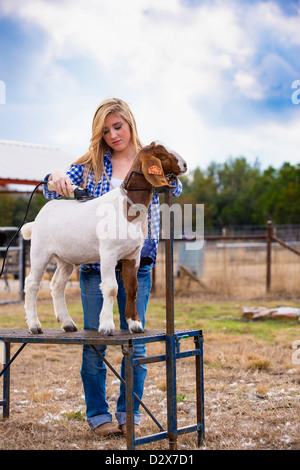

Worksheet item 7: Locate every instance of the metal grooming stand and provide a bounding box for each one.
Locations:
[0,189,204,450]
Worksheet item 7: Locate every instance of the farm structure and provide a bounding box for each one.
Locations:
[0,139,73,192]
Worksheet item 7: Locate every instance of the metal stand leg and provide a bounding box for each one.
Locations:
[195,334,205,445]
[166,334,177,450]
[3,343,10,419]
[124,339,135,450]
[1,343,27,419]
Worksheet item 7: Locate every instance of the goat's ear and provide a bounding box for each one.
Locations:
[140,153,172,188]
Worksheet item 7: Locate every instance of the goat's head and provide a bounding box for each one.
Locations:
[139,141,187,188]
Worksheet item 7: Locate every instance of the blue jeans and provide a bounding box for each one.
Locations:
[79,264,151,430]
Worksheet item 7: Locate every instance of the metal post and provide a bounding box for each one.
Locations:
[124,339,135,450]
[195,333,204,446]
[266,220,272,292]
[1,342,27,418]
[3,343,10,419]
[165,191,175,335]
[165,189,177,450]
[151,266,156,293]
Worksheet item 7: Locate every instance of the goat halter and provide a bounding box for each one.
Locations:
[122,170,153,192]
[122,169,179,191]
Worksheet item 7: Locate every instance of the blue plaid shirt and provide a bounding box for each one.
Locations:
[43,151,182,269]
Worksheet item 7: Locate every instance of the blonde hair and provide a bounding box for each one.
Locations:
[72,98,143,187]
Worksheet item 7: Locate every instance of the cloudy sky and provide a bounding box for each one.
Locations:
[0,0,299,173]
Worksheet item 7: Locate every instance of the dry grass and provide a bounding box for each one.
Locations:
[153,241,300,300]
[0,291,299,451]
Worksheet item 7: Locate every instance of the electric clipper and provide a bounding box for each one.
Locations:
[47,180,94,201]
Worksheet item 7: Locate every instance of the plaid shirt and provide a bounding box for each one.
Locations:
[43,151,182,269]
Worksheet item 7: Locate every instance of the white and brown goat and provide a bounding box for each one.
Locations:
[21,142,187,335]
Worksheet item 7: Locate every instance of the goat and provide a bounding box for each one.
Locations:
[21,142,187,335]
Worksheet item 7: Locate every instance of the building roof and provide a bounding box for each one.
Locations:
[0,139,75,188]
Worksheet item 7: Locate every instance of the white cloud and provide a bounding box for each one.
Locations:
[0,0,299,170]
[233,71,265,100]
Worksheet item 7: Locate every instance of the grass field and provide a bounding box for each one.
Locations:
[0,289,299,451]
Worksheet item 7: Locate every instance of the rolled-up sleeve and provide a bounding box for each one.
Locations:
[171,178,183,198]
[42,164,84,200]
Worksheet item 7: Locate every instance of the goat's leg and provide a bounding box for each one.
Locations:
[122,259,144,334]
[50,260,77,332]
[98,262,118,336]
[24,259,50,334]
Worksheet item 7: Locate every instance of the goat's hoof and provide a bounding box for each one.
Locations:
[30,326,43,335]
[98,327,114,336]
[63,324,78,333]
[128,320,144,334]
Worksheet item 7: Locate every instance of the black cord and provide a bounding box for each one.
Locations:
[0,180,47,279]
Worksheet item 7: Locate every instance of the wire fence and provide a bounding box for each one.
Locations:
[1,223,300,303]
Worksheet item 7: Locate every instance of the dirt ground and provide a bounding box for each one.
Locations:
[0,294,299,451]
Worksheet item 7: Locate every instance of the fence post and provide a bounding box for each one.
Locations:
[266,220,272,292]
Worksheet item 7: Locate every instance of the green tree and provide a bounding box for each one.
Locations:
[177,158,300,227]
[12,194,47,226]
[215,157,261,226]
[249,167,277,225]
[177,166,218,227]
[0,194,16,226]
[272,163,300,224]
[0,193,47,228]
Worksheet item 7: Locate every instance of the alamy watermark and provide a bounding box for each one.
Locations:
[160,202,204,250]
[291,80,300,104]
[96,200,204,250]
[0,80,6,104]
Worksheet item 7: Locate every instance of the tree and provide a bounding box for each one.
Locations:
[177,158,300,227]
[13,194,47,226]
[177,166,218,227]
[215,157,261,226]
[0,193,47,228]
[250,166,278,225]
[273,163,300,224]
[0,194,15,226]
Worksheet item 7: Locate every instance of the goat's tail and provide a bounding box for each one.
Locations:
[21,222,34,240]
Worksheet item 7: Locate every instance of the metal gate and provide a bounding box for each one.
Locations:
[0,227,25,304]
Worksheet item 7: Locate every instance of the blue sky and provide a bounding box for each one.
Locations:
[0,0,299,172]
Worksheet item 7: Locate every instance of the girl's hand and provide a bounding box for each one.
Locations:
[49,170,74,197]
